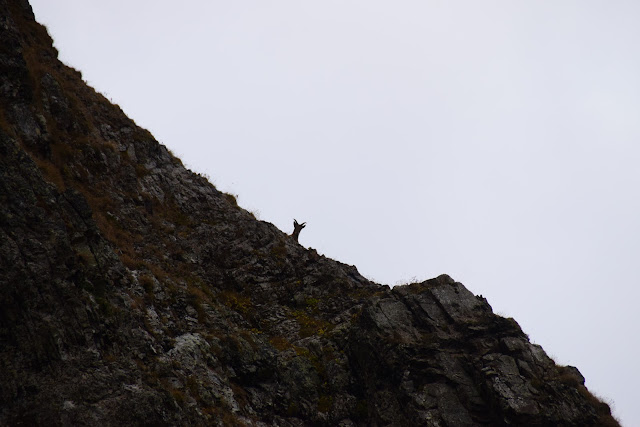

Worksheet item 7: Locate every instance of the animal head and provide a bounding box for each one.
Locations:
[292,219,306,242]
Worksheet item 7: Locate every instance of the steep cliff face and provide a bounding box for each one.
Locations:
[0,2,619,426]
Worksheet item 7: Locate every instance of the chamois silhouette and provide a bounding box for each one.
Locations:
[291,219,306,243]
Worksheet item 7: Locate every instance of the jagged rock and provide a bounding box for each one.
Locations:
[0,1,619,426]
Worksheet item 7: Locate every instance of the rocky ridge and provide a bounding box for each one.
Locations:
[0,1,619,425]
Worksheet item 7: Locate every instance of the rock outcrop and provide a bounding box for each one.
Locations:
[0,1,619,426]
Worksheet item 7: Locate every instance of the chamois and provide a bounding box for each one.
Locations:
[291,219,306,242]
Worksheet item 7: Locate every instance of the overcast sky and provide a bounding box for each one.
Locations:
[29,1,639,424]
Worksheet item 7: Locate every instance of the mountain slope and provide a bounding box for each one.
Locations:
[0,1,618,425]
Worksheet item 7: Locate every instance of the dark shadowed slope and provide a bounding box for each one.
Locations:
[0,1,619,425]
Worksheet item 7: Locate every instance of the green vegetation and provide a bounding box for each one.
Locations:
[269,336,292,352]
[224,193,238,207]
[289,309,333,338]
[305,297,320,311]
[96,296,117,316]
[270,239,287,258]
[317,394,333,413]
[135,163,149,177]
[219,290,253,316]
[139,273,155,295]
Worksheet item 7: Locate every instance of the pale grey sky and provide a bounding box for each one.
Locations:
[30,1,640,424]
